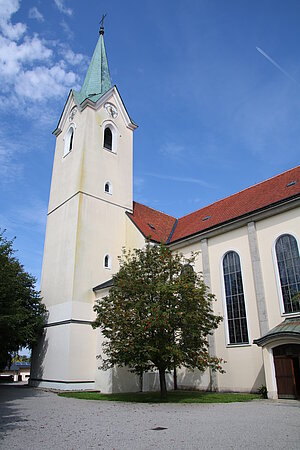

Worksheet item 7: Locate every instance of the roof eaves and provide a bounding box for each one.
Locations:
[253,317,300,347]
[170,193,300,245]
[52,89,73,136]
[175,166,300,224]
[113,85,138,129]
[77,85,115,110]
[254,330,300,347]
[93,278,114,292]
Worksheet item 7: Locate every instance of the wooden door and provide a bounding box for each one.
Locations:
[274,356,296,399]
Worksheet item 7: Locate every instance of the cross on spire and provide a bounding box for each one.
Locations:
[99,14,106,35]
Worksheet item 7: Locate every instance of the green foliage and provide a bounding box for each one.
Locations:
[59,391,259,404]
[93,242,224,397]
[12,353,31,363]
[291,291,300,310]
[258,385,268,399]
[0,230,47,370]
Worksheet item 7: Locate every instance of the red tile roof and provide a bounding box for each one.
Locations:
[127,202,176,243]
[129,166,300,244]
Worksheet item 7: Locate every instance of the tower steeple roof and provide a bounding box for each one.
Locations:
[73,28,112,105]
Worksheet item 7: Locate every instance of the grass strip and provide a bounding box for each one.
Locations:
[59,390,259,403]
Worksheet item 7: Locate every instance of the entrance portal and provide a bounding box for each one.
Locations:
[273,344,300,399]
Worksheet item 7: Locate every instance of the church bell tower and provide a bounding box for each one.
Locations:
[30,22,137,390]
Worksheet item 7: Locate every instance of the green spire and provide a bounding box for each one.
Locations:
[73,28,112,105]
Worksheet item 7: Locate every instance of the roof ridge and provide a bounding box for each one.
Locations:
[167,218,178,243]
[177,165,300,221]
[133,201,177,220]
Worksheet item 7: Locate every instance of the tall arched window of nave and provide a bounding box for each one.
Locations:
[275,234,300,314]
[223,251,249,345]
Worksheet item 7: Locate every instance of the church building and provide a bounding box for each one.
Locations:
[30,25,300,400]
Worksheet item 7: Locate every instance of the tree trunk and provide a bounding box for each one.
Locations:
[173,363,177,390]
[159,366,167,399]
[139,370,143,392]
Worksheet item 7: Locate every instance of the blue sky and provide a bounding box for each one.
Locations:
[0,0,299,285]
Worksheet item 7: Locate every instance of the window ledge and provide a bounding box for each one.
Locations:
[226,343,251,348]
[281,311,300,318]
[103,146,116,154]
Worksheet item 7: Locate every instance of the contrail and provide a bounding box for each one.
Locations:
[145,172,215,188]
[256,47,299,85]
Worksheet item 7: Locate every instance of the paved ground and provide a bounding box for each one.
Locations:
[0,384,300,449]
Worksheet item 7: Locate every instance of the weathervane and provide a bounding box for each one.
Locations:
[99,14,107,35]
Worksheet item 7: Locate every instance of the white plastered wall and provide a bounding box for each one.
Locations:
[125,214,147,250]
[255,207,300,329]
[94,287,141,393]
[33,89,136,389]
[207,226,264,392]
[172,227,265,393]
[255,207,300,398]
[170,241,211,390]
[48,91,134,213]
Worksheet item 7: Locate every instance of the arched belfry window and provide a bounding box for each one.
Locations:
[223,251,249,345]
[275,234,300,314]
[64,126,75,156]
[69,128,74,151]
[104,254,111,270]
[103,127,112,151]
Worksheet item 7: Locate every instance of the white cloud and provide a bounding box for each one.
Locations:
[28,7,44,23]
[0,0,26,41]
[15,65,77,100]
[64,48,86,66]
[0,0,87,185]
[0,34,52,76]
[0,4,84,105]
[54,0,72,17]
[60,19,73,39]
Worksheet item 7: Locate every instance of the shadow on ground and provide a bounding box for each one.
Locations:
[0,384,41,436]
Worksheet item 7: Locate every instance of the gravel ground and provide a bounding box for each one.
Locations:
[0,384,300,450]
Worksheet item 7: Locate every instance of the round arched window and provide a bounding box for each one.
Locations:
[103,127,112,151]
[104,181,112,194]
[104,254,111,269]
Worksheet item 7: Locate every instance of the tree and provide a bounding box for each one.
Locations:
[93,242,224,399]
[0,231,47,370]
[12,353,31,363]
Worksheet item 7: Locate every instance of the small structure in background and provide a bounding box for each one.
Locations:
[0,362,31,383]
